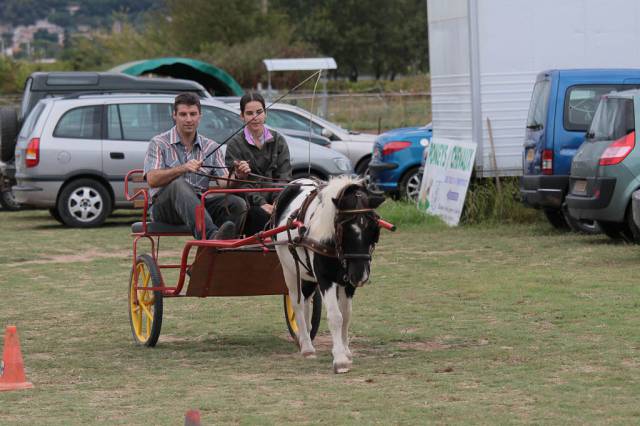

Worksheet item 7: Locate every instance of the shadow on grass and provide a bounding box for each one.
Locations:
[136,334,296,358]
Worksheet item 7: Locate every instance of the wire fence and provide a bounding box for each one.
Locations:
[281,92,431,134]
[0,92,431,134]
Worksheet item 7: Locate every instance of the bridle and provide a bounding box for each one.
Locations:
[285,183,380,301]
[333,187,381,269]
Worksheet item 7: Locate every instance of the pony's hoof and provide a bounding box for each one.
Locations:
[333,363,350,374]
[302,350,316,359]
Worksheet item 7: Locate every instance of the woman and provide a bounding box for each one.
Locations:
[225,92,292,235]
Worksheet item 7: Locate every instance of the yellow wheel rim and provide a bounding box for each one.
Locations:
[130,262,156,343]
[285,295,299,335]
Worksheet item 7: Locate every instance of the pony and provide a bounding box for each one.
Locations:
[273,176,386,373]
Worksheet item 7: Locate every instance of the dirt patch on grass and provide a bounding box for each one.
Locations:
[396,341,451,351]
[6,248,130,266]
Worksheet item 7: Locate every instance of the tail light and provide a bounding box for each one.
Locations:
[25,137,40,168]
[382,141,411,156]
[542,149,553,175]
[599,131,635,166]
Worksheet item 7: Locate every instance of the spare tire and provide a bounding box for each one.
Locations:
[0,107,19,162]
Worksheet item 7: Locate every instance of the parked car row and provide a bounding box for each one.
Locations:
[519,69,640,235]
[521,70,640,243]
[12,94,352,227]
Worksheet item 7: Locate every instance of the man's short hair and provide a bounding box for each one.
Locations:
[174,92,201,113]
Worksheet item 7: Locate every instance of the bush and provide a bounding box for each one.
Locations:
[461,177,541,225]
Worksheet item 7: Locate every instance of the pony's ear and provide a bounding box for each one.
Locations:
[368,194,386,209]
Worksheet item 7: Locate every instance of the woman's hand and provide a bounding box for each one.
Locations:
[261,203,274,214]
[234,160,251,179]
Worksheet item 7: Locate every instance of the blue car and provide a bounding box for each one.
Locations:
[368,123,432,200]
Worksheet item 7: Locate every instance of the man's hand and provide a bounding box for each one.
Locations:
[261,203,274,214]
[234,160,251,179]
[182,159,203,174]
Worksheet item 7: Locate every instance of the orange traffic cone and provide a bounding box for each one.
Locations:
[0,325,33,391]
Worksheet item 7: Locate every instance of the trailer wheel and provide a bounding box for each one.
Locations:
[129,254,163,347]
[284,290,322,341]
[0,107,19,162]
[0,189,21,211]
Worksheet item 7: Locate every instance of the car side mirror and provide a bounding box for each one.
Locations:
[321,128,334,139]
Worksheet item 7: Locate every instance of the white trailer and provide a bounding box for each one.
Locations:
[427,0,640,177]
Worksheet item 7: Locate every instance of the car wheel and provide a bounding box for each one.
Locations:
[49,207,64,224]
[399,167,422,202]
[624,204,640,243]
[355,156,371,176]
[561,205,600,235]
[598,220,627,241]
[0,107,19,162]
[543,208,570,230]
[0,189,21,211]
[57,179,112,227]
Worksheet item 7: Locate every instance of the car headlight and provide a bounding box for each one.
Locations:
[333,158,352,172]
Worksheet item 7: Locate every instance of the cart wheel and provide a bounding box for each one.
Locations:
[128,254,163,347]
[284,290,322,341]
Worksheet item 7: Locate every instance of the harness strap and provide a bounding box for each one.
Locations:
[284,187,323,304]
[292,236,337,257]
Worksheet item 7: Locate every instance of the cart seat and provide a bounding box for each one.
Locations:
[131,221,191,235]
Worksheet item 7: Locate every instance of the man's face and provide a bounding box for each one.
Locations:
[173,104,201,136]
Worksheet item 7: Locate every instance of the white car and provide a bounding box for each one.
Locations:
[265,103,376,176]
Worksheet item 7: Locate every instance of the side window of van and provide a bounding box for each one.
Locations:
[53,106,101,139]
[564,85,639,132]
[108,103,173,141]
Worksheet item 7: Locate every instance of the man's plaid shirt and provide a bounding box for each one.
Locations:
[143,126,225,202]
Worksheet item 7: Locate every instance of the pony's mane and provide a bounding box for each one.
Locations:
[307,175,363,241]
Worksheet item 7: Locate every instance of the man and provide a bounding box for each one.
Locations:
[144,93,251,239]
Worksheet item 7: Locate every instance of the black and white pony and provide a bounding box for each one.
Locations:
[273,176,386,373]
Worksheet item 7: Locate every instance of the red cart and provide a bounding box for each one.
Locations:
[124,169,321,347]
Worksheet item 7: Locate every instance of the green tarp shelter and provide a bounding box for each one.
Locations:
[110,57,243,96]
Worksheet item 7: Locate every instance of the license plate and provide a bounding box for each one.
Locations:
[573,180,587,195]
[526,149,535,162]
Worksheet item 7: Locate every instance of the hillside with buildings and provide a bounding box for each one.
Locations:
[0,0,155,60]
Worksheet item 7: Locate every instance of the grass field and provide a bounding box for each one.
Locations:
[2,205,640,424]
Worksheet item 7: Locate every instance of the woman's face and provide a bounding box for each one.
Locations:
[241,100,266,134]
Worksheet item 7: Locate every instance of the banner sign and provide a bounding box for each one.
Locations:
[417,138,477,226]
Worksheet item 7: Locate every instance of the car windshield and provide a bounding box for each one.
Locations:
[587,97,635,142]
[526,79,551,130]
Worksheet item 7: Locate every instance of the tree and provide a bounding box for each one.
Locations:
[272,0,428,81]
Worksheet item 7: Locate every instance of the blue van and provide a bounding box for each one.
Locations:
[520,69,640,232]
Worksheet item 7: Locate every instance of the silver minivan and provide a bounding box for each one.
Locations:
[13,94,353,227]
